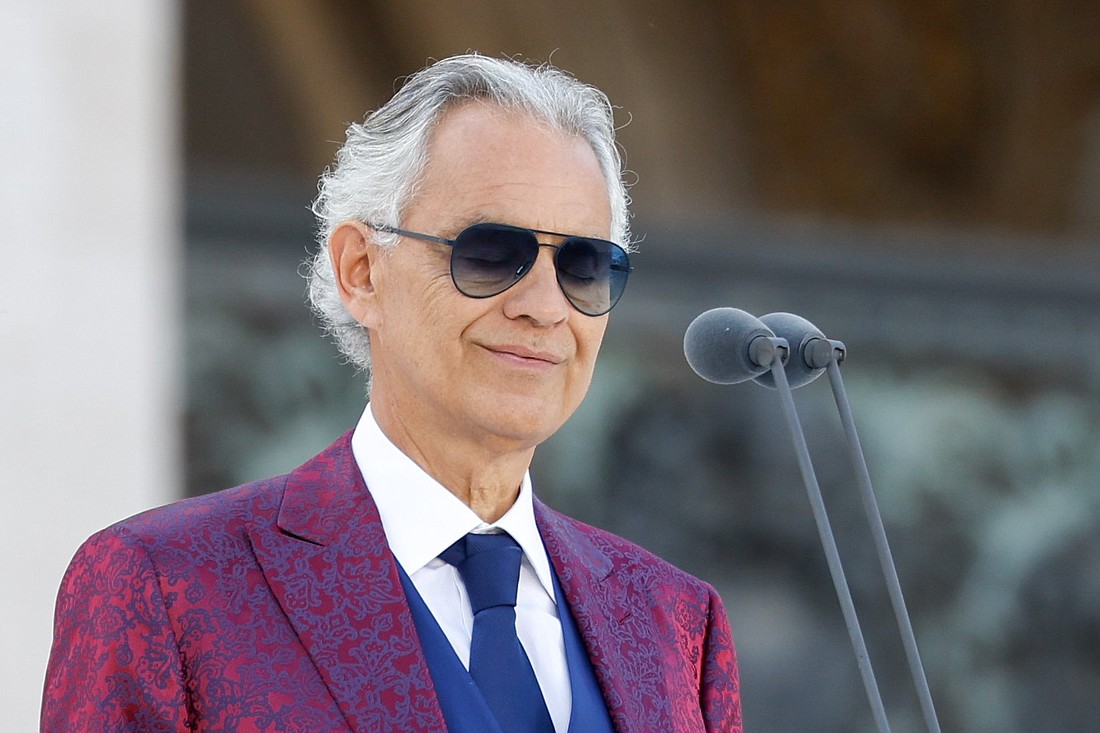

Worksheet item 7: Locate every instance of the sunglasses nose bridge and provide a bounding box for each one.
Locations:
[511,241,557,278]
[511,243,572,311]
[526,243,565,283]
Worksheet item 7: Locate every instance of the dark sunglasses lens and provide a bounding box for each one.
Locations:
[450,225,538,297]
[556,238,630,315]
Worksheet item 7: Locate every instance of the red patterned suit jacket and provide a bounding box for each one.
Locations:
[42,432,742,732]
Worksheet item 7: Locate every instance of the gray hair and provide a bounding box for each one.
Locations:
[306,53,633,371]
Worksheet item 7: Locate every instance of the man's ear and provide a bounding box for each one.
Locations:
[329,221,382,329]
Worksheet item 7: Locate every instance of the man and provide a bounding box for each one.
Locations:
[43,54,742,732]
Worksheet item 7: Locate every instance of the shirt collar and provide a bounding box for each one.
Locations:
[350,404,556,600]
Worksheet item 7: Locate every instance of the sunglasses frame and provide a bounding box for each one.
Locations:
[368,221,632,316]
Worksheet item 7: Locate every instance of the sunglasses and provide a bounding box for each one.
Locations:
[369,222,632,316]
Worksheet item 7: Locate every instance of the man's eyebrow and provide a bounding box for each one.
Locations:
[464,212,496,227]
[438,213,495,237]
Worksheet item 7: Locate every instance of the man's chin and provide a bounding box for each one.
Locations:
[472,405,572,450]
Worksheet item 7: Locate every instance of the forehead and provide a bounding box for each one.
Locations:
[407,102,612,238]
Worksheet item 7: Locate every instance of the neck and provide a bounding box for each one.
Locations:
[370,399,535,524]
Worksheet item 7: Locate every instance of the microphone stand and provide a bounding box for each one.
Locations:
[823,357,942,733]
[766,349,893,733]
[684,307,940,730]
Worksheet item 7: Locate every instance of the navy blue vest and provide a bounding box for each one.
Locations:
[396,559,616,733]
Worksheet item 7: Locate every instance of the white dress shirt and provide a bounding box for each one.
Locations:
[350,405,571,732]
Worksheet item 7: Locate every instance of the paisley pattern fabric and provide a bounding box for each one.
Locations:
[42,432,742,732]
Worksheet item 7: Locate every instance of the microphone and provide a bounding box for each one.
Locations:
[683,307,785,384]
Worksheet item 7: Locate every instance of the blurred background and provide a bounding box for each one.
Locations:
[4,1,1100,731]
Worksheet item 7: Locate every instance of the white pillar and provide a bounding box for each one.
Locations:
[0,2,180,729]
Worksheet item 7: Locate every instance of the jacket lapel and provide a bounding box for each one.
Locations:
[246,433,445,733]
[536,502,676,733]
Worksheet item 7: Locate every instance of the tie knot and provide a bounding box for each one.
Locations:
[440,533,523,614]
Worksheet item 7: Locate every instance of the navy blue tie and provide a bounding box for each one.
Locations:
[440,533,555,733]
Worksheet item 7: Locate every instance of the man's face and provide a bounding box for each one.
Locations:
[363,102,614,454]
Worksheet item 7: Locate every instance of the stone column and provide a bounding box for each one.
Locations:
[0,2,180,728]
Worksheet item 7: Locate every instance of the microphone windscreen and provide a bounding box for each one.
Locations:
[684,307,773,384]
[754,312,827,389]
